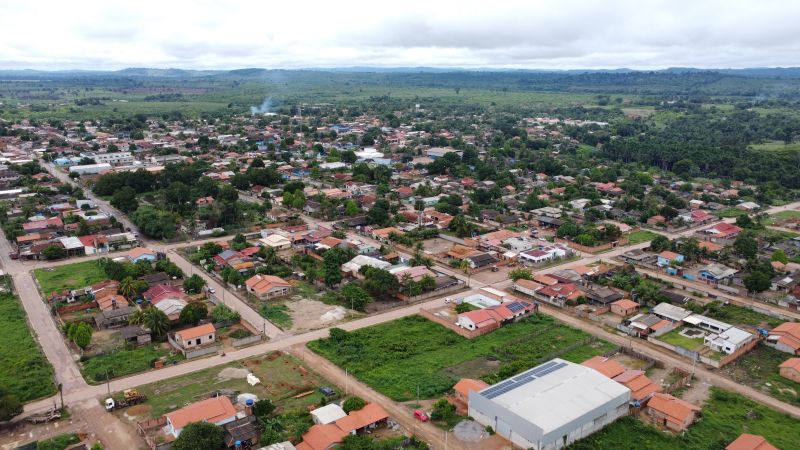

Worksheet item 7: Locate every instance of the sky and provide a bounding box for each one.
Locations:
[1,0,799,70]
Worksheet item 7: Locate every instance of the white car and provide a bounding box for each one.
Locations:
[104,398,115,411]
[444,297,452,304]
[208,287,216,294]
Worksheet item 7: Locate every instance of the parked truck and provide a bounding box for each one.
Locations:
[105,389,147,411]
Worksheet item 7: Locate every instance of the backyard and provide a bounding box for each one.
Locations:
[0,292,56,402]
[657,328,705,351]
[34,260,107,294]
[568,388,800,450]
[719,345,800,406]
[704,302,783,328]
[764,209,800,225]
[308,314,616,401]
[81,344,182,383]
[114,351,337,420]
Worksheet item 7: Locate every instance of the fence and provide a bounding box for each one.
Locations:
[167,333,221,359]
[395,282,465,302]
[647,336,700,361]
[137,417,171,450]
[232,334,263,348]
[699,337,761,369]
[663,368,692,395]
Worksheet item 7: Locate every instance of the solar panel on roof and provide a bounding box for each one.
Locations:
[506,303,524,313]
[482,361,570,399]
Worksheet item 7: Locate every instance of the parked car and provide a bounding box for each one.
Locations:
[319,386,336,397]
[413,410,429,421]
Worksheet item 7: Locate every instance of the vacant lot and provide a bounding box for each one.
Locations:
[626,230,661,245]
[34,260,107,294]
[705,302,783,328]
[568,389,800,450]
[82,344,182,383]
[308,314,615,401]
[0,292,56,402]
[765,209,800,225]
[117,351,336,420]
[720,345,800,406]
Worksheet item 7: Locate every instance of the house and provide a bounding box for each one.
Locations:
[371,227,403,242]
[778,358,800,383]
[610,299,640,317]
[457,308,504,331]
[310,404,347,425]
[657,251,684,267]
[341,255,391,275]
[704,327,755,354]
[468,359,630,450]
[389,265,436,283]
[701,222,742,240]
[585,286,623,306]
[245,274,292,299]
[296,424,348,450]
[298,404,389,450]
[726,434,778,450]
[646,215,666,226]
[766,322,800,355]
[95,293,128,312]
[612,370,662,404]
[512,279,543,298]
[652,303,692,323]
[120,325,152,345]
[644,393,701,432]
[453,378,489,404]
[624,313,672,337]
[165,396,238,438]
[93,306,136,329]
[259,233,292,250]
[127,247,157,263]
[698,263,738,284]
[173,323,216,350]
[465,252,499,269]
[581,356,625,378]
[334,403,389,434]
[536,282,583,307]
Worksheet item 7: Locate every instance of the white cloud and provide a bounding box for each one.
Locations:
[0,0,798,70]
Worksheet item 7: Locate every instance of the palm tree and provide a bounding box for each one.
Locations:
[128,308,145,326]
[459,259,472,287]
[143,308,170,338]
[119,276,136,300]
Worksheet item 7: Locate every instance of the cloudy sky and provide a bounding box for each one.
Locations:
[1,0,799,70]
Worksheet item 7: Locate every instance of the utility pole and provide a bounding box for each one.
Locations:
[58,383,63,411]
[445,430,448,450]
[345,369,349,395]
[106,370,111,397]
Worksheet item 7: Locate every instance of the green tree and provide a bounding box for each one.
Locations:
[42,245,65,260]
[183,274,206,294]
[744,271,771,293]
[772,249,789,264]
[211,304,240,323]
[73,322,92,349]
[344,200,360,216]
[252,399,276,418]
[734,233,759,259]
[342,396,366,414]
[171,422,224,450]
[179,302,208,326]
[340,284,373,311]
[119,276,137,300]
[136,307,170,337]
[0,385,22,421]
[430,398,456,421]
[111,186,139,213]
[649,234,671,253]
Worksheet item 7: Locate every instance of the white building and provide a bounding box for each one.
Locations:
[469,359,630,450]
[341,255,391,275]
[310,404,347,425]
[93,151,134,166]
[704,327,755,354]
[68,163,112,175]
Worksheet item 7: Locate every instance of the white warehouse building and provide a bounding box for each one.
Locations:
[468,358,630,450]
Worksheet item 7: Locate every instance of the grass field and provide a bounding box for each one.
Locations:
[720,345,800,406]
[123,351,336,418]
[765,210,800,225]
[715,208,748,218]
[308,314,615,401]
[34,260,107,294]
[568,389,800,450]
[259,303,293,330]
[749,140,800,152]
[657,328,704,350]
[627,230,662,245]
[81,345,182,383]
[0,292,56,402]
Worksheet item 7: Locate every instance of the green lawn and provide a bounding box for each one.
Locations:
[569,389,800,450]
[308,314,615,401]
[34,260,107,294]
[749,140,800,152]
[627,230,662,245]
[658,328,704,350]
[720,345,800,406]
[81,345,182,383]
[122,352,337,418]
[0,292,56,402]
